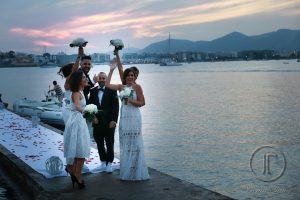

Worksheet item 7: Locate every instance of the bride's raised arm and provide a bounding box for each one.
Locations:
[114,49,125,84]
[72,47,84,72]
[105,62,123,91]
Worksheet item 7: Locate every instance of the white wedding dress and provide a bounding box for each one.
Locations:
[62,90,74,165]
[62,90,72,123]
[119,86,150,180]
[64,91,90,159]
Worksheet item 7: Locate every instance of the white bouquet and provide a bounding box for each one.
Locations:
[70,38,88,47]
[83,104,98,122]
[119,87,133,105]
[110,39,124,50]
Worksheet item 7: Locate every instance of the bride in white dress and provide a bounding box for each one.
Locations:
[105,64,150,181]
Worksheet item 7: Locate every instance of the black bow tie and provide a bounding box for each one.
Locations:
[98,87,104,92]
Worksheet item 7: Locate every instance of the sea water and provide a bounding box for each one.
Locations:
[0,60,299,199]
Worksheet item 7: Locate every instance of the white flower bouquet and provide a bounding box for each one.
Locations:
[83,104,98,122]
[70,38,88,47]
[119,87,133,105]
[110,39,124,55]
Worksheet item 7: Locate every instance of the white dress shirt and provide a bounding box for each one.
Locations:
[98,86,105,105]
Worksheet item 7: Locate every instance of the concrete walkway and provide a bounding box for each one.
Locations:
[0,111,234,200]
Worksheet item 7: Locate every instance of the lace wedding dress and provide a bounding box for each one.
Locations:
[62,90,72,123]
[64,91,90,159]
[62,90,74,165]
[119,86,150,180]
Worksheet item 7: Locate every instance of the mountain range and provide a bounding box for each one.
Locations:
[134,29,300,53]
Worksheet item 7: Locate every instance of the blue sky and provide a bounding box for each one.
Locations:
[1,0,299,54]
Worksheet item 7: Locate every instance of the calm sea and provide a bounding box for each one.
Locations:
[1,60,300,199]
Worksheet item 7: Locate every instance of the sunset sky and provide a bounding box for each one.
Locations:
[1,0,300,54]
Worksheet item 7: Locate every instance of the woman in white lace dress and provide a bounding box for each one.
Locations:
[106,64,150,181]
[64,70,90,188]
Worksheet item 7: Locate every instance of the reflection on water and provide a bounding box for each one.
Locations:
[1,60,300,199]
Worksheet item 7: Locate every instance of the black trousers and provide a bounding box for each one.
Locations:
[93,124,115,164]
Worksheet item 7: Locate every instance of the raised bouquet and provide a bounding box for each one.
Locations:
[110,39,124,54]
[119,87,133,105]
[70,38,88,47]
[83,104,98,122]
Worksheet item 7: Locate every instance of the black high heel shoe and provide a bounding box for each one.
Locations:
[78,180,85,189]
[65,167,70,175]
[69,173,76,188]
[72,175,85,189]
[65,167,76,187]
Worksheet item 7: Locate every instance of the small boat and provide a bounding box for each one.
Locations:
[160,60,182,66]
[160,33,182,66]
[13,91,64,126]
[0,93,9,109]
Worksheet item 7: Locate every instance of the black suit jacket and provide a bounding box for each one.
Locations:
[83,73,94,101]
[88,86,119,127]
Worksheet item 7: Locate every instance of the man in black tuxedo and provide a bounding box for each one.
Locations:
[88,72,119,173]
[80,55,95,101]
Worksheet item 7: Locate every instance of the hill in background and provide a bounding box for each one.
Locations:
[138,29,300,53]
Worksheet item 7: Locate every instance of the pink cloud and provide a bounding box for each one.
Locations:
[9,0,300,41]
[10,28,71,39]
[33,40,57,47]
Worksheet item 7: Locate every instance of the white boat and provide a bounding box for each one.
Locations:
[0,93,8,109]
[160,59,182,66]
[160,33,182,66]
[13,91,64,126]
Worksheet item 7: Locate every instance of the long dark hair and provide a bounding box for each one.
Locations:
[69,70,84,92]
[130,66,139,78]
[123,68,134,85]
[58,63,74,78]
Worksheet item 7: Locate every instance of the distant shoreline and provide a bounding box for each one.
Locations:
[0,65,40,68]
[0,64,55,68]
[0,58,299,68]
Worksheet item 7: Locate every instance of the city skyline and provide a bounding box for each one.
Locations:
[1,0,300,54]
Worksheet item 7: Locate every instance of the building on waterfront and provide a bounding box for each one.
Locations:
[55,52,77,65]
[90,53,110,64]
[1,49,300,67]
[175,52,204,62]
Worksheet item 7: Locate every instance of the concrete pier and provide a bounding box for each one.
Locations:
[0,110,234,200]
